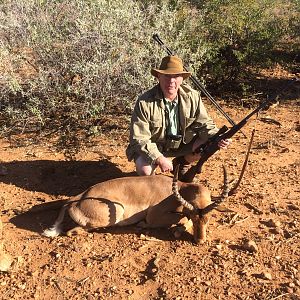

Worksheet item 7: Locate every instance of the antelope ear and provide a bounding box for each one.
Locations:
[190,214,201,244]
[191,214,208,245]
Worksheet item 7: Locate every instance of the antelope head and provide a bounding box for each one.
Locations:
[172,165,230,244]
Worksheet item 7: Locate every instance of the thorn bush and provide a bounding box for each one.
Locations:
[0,0,298,156]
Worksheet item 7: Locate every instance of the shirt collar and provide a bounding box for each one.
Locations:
[165,95,178,104]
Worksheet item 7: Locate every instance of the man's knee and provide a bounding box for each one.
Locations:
[136,166,153,176]
[135,155,156,176]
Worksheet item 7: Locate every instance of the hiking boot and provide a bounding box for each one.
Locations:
[172,156,191,180]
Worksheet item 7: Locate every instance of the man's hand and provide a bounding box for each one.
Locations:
[155,156,173,173]
[218,138,232,149]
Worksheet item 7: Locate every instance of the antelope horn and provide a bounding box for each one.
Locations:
[198,129,255,215]
[197,165,230,215]
[216,165,230,205]
[229,129,255,196]
[172,165,194,211]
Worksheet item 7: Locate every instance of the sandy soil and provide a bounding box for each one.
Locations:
[0,99,299,299]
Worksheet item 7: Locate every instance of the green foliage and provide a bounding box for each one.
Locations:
[0,0,298,156]
[181,0,299,86]
[0,0,169,154]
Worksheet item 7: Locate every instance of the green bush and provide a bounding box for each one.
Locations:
[181,0,299,87]
[0,0,173,156]
[0,0,298,156]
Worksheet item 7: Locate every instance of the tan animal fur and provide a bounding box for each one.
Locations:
[43,174,214,244]
[43,127,254,243]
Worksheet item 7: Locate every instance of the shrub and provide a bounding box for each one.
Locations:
[188,0,299,87]
[0,0,298,156]
[0,0,175,156]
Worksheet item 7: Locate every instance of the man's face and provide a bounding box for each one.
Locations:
[157,74,184,99]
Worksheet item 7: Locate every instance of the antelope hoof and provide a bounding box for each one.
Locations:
[197,238,206,245]
[66,226,87,237]
[194,235,210,245]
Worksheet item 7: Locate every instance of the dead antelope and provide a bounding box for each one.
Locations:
[42,166,233,244]
[42,130,255,243]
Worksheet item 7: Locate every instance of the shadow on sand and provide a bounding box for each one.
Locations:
[0,158,136,197]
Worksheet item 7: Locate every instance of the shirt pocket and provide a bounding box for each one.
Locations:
[183,117,196,143]
[149,119,164,141]
[149,119,163,129]
[185,117,196,127]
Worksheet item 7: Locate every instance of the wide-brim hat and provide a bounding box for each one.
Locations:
[151,56,191,79]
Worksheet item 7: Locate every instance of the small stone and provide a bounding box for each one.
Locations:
[192,277,197,283]
[0,252,13,272]
[153,257,160,268]
[243,240,258,253]
[104,233,112,240]
[239,269,248,276]
[267,219,281,228]
[291,266,298,275]
[261,272,272,280]
[29,270,39,277]
[18,283,26,290]
[288,282,296,288]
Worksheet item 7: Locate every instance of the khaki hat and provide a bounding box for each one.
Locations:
[151,56,191,79]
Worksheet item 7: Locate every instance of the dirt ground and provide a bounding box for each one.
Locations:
[0,87,299,299]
